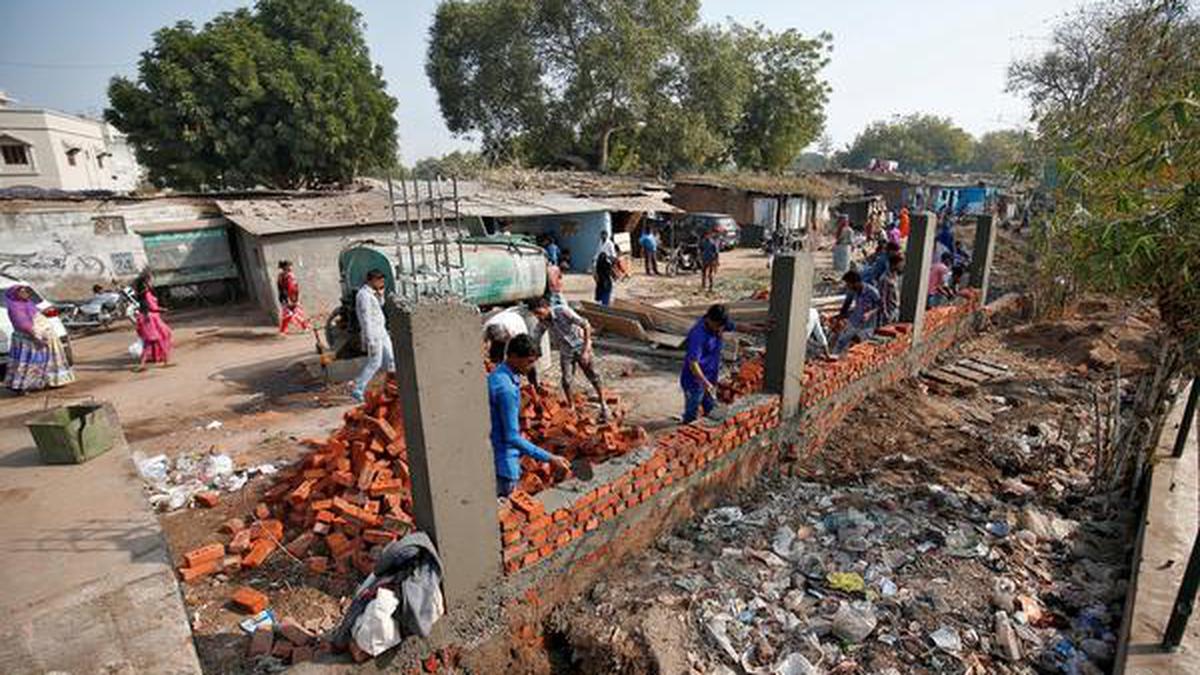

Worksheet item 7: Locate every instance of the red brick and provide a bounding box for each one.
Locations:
[305,556,329,574]
[183,543,225,568]
[194,491,220,508]
[178,558,220,583]
[229,528,253,554]
[278,621,314,646]
[509,490,544,519]
[241,539,277,568]
[230,586,269,614]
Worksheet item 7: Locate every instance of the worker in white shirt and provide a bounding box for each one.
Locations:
[351,269,394,402]
[483,302,542,389]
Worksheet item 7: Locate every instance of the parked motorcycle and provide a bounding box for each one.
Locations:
[56,286,138,333]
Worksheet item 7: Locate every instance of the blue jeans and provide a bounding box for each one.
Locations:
[594,285,613,306]
[682,386,715,423]
[496,476,519,498]
[352,338,395,400]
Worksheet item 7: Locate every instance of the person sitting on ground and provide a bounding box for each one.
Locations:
[528,297,610,421]
[834,270,882,353]
[488,334,570,497]
[638,226,660,276]
[699,230,720,293]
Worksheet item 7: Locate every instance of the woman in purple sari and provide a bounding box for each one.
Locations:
[4,285,74,393]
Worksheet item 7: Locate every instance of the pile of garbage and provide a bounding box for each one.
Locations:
[559,467,1129,675]
[133,449,277,512]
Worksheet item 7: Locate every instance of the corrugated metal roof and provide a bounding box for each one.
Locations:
[590,191,683,214]
[216,189,446,236]
[452,190,614,218]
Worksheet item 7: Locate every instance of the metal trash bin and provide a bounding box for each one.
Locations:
[26,403,116,464]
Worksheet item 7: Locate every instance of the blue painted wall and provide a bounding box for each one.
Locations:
[508,211,612,272]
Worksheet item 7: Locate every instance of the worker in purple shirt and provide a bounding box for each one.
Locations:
[488,334,570,497]
[678,304,771,423]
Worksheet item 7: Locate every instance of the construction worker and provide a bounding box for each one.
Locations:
[488,334,570,497]
[680,304,734,423]
[528,297,610,421]
[351,269,394,402]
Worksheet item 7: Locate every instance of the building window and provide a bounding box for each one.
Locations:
[97,154,106,169]
[1,144,30,165]
[93,215,128,235]
[66,148,79,166]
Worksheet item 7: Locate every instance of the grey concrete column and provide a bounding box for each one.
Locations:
[899,212,937,343]
[969,214,997,302]
[389,299,500,608]
[764,252,814,419]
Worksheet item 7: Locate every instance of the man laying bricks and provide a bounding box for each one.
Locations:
[528,296,611,422]
[833,269,881,354]
[488,333,570,497]
[680,304,770,423]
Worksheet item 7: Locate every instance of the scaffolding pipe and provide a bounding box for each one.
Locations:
[414,178,427,271]
[386,174,403,282]
[400,177,416,301]
[453,176,466,296]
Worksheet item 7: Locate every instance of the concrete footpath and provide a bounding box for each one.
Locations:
[0,403,201,674]
[1117,379,1200,674]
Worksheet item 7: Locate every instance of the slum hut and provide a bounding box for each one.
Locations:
[131,213,239,302]
[459,170,680,269]
[834,194,886,231]
[670,173,842,246]
[216,188,442,323]
[818,169,924,212]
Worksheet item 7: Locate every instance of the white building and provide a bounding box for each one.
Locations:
[0,91,142,192]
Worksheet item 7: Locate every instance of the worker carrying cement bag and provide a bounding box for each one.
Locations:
[331,532,445,657]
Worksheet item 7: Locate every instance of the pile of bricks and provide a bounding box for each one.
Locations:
[499,398,781,574]
[258,378,416,577]
[176,378,415,584]
[717,357,765,403]
[515,385,647,494]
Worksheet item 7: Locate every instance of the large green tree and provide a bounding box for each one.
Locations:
[968,129,1032,174]
[106,0,398,190]
[425,1,831,173]
[837,114,975,173]
[1008,0,1200,363]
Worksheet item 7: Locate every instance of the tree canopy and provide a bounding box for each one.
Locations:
[106,0,398,190]
[426,0,831,173]
[836,114,976,174]
[1008,0,1200,366]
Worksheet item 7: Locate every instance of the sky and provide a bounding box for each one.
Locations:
[0,0,1081,163]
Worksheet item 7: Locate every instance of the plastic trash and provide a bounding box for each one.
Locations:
[128,339,143,360]
[930,626,962,653]
[132,452,169,483]
[239,609,276,634]
[827,571,866,593]
[352,587,403,656]
[205,420,223,430]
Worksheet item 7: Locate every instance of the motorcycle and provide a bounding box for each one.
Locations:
[56,286,138,333]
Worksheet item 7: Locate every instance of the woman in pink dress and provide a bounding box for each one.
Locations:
[133,271,174,370]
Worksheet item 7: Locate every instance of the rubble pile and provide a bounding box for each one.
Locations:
[562,470,1128,675]
[516,384,647,494]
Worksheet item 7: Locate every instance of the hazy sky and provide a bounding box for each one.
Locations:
[0,0,1080,162]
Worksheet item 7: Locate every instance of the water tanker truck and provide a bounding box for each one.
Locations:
[326,235,548,357]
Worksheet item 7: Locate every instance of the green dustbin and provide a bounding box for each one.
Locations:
[26,404,116,464]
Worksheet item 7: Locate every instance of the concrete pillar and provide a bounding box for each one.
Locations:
[764,252,814,419]
[899,212,937,343]
[388,300,500,608]
[968,214,997,301]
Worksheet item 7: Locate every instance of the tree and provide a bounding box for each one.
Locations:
[411,151,487,179]
[1008,0,1199,360]
[968,129,1032,174]
[732,26,832,172]
[837,114,975,173]
[425,1,832,173]
[106,0,398,190]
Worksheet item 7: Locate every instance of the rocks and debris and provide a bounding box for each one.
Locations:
[552,332,1139,675]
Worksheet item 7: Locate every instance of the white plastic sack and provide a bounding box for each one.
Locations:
[352,588,403,657]
[128,339,144,360]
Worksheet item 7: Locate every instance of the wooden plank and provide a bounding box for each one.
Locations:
[610,298,693,335]
[922,369,980,388]
[652,299,682,308]
[942,364,991,383]
[644,329,686,349]
[961,357,1010,376]
[576,305,648,342]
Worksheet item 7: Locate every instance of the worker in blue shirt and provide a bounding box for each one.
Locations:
[488,333,570,497]
[680,304,735,423]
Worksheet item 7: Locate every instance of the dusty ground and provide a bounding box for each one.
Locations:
[538,297,1156,675]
